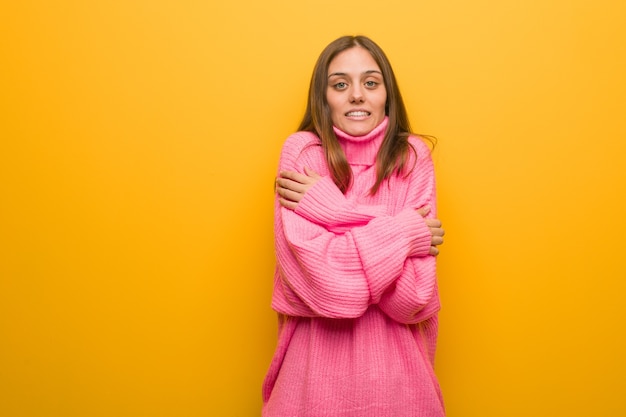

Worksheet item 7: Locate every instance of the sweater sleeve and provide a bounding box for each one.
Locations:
[377,138,441,324]
[271,133,433,319]
[293,176,387,233]
[274,201,432,318]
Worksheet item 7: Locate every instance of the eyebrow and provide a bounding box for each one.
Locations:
[328,70,383,78]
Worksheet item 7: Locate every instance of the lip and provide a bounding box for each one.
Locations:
[345,109,371,118]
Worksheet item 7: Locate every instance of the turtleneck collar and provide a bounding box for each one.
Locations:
[333,117,389,166]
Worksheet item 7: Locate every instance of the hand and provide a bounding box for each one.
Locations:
[416,206,445,256]
[275,167,322,210]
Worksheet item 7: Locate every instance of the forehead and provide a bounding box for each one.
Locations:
[328,47,381,74]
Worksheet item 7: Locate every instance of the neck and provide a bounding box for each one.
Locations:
[333,117,388,165]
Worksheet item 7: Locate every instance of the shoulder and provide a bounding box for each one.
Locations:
[400,135,436,198]
[407,135,434,167]
[408,135,433,158]
[279,131,324,170]
[282,131,321,152]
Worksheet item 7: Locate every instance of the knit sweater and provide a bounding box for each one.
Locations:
[262,117,445,417]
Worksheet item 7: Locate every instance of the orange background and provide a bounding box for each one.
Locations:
[1,1,625,416]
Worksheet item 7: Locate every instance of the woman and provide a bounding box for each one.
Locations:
[263,35,445,417]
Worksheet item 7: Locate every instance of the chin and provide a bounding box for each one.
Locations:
[344,124,375,137]
[349,129,370,136]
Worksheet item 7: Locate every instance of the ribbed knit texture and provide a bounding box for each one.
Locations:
[263,117,445,417]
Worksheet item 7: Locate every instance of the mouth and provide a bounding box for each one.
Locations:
[345,111,371,117]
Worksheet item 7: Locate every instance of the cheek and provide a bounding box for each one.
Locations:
[326,100,339,122]
[326,94,340,115]
[377,94,387,114]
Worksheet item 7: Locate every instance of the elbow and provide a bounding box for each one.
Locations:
[307,285,371,319]
[378,292,441,324]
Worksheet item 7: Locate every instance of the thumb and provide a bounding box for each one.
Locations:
[303,166,322,179]
[416,205,431,217]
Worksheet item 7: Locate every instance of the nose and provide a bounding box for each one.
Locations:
[350,85,364,103]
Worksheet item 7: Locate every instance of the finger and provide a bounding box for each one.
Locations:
[416,205,431,217]
[424,218,442,228]
[276,186,303,203]
[430,227,445,237]
[429,246,439,256]
[276,177,307,193]
[431,236,444,246]
[280,170,312,184]
[303,166,322,180]
[278,197,297,210]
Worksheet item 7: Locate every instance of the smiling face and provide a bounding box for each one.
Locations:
[326,46,387,137]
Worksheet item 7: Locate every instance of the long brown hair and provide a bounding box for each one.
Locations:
[298,35,428,195]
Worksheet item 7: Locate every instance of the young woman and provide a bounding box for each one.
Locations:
[263,35,445,417]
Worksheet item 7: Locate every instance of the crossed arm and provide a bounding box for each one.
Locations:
[276,167,445,255]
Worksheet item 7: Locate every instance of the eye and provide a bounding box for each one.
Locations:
[332,82,348,90]
[364,80,379,88]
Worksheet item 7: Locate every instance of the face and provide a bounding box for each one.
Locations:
[326,46,387,137]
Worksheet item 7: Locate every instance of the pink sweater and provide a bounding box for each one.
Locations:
[262,118,445,417]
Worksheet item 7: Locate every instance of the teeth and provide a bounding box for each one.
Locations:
[346,111,369,117]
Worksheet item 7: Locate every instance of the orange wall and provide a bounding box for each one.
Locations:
[1,1,625,416]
